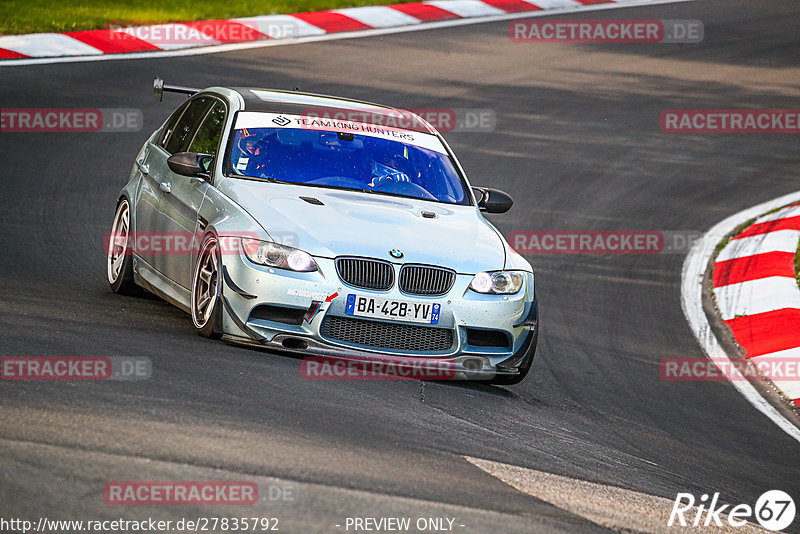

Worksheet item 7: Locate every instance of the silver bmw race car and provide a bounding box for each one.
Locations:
[107,78,538,384]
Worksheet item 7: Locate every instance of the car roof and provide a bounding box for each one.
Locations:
[230,87,437,134]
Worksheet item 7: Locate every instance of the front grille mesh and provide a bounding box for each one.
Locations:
[399,265,456,295]
[335,257,394,290]
[320,316,453,352]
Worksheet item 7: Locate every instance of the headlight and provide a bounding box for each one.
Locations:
[469,271,524,294]
[241,238,317,272]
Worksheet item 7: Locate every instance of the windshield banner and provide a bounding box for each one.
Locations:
[234,112,448,154]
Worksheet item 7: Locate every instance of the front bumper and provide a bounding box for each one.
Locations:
[219,253,538,378]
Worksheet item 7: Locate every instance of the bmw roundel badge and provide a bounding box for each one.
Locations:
[389,249,404,259]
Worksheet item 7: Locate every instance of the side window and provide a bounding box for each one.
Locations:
[157,101,189,149]
[164,97,212,155]
[188,100,226,157]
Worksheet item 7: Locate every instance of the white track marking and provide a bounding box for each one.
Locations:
[231,15,327,38]
[716,229,800,263]
[426,0,506,17]
[333,6,421,27]
[681,190,800,444]
[751,346,800,362]
[0,0,693,67]
[751,348,800,400]
[714,276,800,320]
[122,24,222,50]
[525,0,583,8]
[772,380,800,401]
[755,204,800,223]
[0,33,103,57]
[465,457,767,533]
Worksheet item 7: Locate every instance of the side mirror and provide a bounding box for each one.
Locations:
[153,76,164,102]
[167,152,213,179]
[473,187,513,214]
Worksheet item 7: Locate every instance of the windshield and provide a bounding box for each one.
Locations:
[227,114,469,205]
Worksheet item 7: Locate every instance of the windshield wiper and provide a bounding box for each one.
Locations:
[246,175,279,183]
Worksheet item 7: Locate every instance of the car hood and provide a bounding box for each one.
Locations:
[218,180,507,273]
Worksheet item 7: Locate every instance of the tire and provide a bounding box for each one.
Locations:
[107,199,140,295]
[191,235,223,339]
[486,329,538,386]
[487,361,531,386]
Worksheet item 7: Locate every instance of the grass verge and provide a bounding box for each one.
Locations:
[0,0,414,36]
[708,217,756,297]
[711,217,756,263]
[795,238,800,290]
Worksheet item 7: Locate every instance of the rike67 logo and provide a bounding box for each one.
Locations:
[668,490,795,531]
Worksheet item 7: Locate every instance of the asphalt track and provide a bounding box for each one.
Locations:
[1,0,800,532]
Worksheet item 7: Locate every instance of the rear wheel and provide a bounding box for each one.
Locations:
[107,199,139,295]
[191,235,223,339]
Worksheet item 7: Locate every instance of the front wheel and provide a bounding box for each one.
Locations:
[486,329,538,386]
[191,235,223,339]
[107,199,139,295]
[487,358,532,386]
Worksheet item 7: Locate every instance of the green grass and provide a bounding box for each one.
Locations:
[708,217,756,297]
[0,0,414,35]
[712,217,756,262]
[795,238,800,290]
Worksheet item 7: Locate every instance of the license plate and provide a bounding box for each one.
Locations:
[345,294,440,325]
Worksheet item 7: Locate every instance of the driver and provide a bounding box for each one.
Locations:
[234,130,273,174]
[369,147,411,188]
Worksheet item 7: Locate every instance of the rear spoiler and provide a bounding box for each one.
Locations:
[153,76,199,102]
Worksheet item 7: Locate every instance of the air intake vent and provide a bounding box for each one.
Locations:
[320,316,453,352]
[248,305,306,326]
[399,264,456,296]
[335,257,394,291]
[466,328,510,349]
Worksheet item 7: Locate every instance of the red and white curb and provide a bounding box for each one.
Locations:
[682,191,800,445]
[713,203,800,406]
[0,0,690,65]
